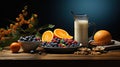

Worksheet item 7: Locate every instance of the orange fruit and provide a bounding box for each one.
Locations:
[10,42,21,53]
[42,30,54,42]
[54,28,73,39]
[93,30,112,45]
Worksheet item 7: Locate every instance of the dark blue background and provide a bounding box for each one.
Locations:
[0,0,120,40]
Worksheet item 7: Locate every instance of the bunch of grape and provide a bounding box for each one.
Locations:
[41,36,79,48]
[18,35,40,42]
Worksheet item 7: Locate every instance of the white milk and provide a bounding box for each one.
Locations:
[74,20,88,46]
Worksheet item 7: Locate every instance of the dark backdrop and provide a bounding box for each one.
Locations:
[0,0,120,41]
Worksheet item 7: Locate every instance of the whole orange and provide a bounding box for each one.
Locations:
[93,30,112,45]
[10,42,21,53]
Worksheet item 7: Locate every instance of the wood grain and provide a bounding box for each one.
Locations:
[0,40,120,60]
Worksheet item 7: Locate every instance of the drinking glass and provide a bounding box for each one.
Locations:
[74,14,88,46]
[72,11,96,47]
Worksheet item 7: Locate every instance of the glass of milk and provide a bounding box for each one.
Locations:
[74,14,88,47]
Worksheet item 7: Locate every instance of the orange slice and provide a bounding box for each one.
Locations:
[42,30,54,42]
[54,28,73,39]
[64,35,73,39]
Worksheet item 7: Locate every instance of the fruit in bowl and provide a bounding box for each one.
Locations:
[41,29,80,53]
[18,35,41,53]
[41,29,79,48]
[90,30,112,46]
[41,37,79,48]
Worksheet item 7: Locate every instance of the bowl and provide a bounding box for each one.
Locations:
[18,41,40,53]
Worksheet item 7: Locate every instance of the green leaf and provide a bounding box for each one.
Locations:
[35,32,41,37]
[38,24,55,31]
[48,24,55,28]
[0,47,3,51]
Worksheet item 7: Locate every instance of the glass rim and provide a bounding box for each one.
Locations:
[74,14,87,16]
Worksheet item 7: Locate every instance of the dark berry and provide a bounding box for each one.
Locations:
[35,38,40,41]
[41,42,47,46]
[51,43,58,47]
[46,44,52,47]
[66,45,70,48]
[72,40,78,44]
[67,39,73,43]
[58,44,62,47]
[52,39,57,43]
[70,44,74,47]
[53,36,58,39]
[30,50,35,54]
[38,51,42,55]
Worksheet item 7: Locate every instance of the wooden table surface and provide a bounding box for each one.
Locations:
[0,48,120,60]
[0,40,120,60]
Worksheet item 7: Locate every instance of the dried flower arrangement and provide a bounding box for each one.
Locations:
[0,5,55,50]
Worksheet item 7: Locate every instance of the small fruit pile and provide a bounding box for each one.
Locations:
[41,36,79,48]
[17,35,41,53]
[41,28,79,48]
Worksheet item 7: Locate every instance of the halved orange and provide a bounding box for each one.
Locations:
[42,30,54,42]
[54,28,73,39]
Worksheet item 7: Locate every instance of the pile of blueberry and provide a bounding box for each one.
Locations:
[41,36,80,48]
[18,35,42,54]
[18,35,41,42]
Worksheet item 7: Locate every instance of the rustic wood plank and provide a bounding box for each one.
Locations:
[0,40,120,60]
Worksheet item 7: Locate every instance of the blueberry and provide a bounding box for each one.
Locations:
[31,35,35,38]
[32,39,36,42]
[41,42,47,46]
[53,45,57,47]
[19,38,24,41]
[53,43,58,47]
[50,42,54,45]
[65,42,69,45]
[19,36,23,39]
[38,51,42,55]
[30,50,35,54]
[28,38,32,41]
[54,43,58,45]
[54,37,58,40]
[24,39,28,41]
[25,36,29,38]
[69,44,74,47]
[50,42,57,46]
[56,39,60,43]
[46,44,52,47]
[52,39,57,43]
[66,45,70,48]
